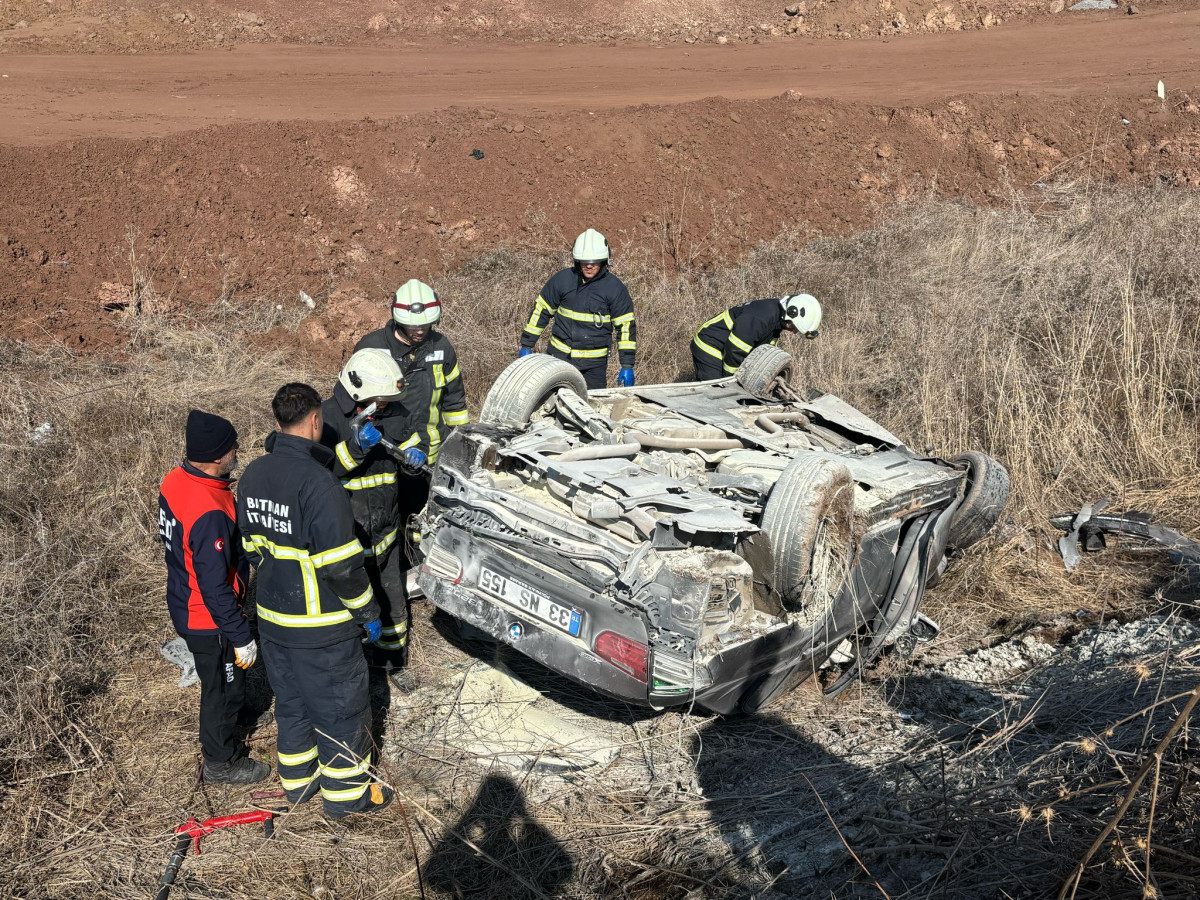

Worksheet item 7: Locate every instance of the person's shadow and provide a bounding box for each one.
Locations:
[424,772,574,898]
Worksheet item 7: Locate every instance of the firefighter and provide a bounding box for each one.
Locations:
[158,410,269,785]
[355,279,469,561]
[691,294,822,381]
[237,383,392,818]
[519,228,637,390]
[321,349,423,693]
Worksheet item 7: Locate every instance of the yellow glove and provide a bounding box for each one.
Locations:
[234,640,258,670]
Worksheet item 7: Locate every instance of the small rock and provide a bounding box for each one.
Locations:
[15,20,29,28]
[1049,0,1065,11]
[366,13,389,31]
[716,34,728,43]
[235,11,264,26]
[785,3,802,14]
[729,112,741,123]
[1126,3,1138,12]
[876,143,893,158]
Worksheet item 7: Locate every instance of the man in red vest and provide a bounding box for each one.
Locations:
[158,410,269,784]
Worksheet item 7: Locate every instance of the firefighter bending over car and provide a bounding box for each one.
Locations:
[355,279,469,563]
[691,294,822,381]
[520,228,637,389]
[237,383,392,819]
[321,349,423,693]
[158,410,269,785]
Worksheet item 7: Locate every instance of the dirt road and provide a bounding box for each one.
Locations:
[2,9,1197,145]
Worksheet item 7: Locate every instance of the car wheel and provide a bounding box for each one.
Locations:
[946,451,1010,551]
[735,345,794,399]
[760,456,855,625]
[478,353,588,427]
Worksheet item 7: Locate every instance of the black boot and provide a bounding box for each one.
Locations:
[203,755,270,785]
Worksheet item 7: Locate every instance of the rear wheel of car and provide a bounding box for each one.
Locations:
[946,451,1010,551]
[739,456,856,714]
[735,345,794,399]
[478,353,588,427]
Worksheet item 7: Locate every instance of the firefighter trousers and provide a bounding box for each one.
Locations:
[548,346,608,390]
[260,635,377,818]
[691,351,725,382]
[368,545,409,669]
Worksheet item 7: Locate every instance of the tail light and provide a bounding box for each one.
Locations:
[593,632,648,683]
[421,544,463,584]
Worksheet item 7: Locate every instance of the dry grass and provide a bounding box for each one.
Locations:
[1,185,1198,898]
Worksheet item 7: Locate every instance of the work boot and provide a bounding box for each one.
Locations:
[358,783,394,816]
[387,666,420,694]
[203,755,270,785]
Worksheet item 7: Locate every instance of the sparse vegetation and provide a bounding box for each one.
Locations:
[1,187,1197,898]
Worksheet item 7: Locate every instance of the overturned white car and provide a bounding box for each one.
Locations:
[416,348,1008,713]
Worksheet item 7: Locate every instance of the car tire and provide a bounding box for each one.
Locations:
[735,345,794,399]
[760,456,856,624]
[478,353,588,427]
[946,451,1010,551]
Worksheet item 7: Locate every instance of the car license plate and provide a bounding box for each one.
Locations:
[478,567,583,637]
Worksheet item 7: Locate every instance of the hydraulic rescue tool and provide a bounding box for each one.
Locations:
[155,809,280,900]
[349,401,429,473]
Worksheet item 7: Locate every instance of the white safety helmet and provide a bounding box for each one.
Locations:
[780,293,822,338]
[391,279,442,328]
[572,228,610,265]
[339,348,406,404]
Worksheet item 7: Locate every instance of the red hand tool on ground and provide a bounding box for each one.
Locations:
[155,810,279,900]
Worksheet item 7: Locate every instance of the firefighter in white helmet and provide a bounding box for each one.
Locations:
[320,349,424,692]
[354,278,470,577]
[691,294,822,381]
[519,228,637,389]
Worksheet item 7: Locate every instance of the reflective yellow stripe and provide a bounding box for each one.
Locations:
[280,773,317,791]
[723,361,739,374]
[556,307,611,324]
[342,583,374,610]
[427,364,444,459]
[381,621,407,636]
[443,409,470,426]
[257,604,354,628]
[445,364,461,382]
[377,637,407,649]
[728,332,753,353]
[342,472,397,491]
[323,753,371,779]
[524,295,556,335]
[693,335,724,361]
[278,746,319,766]
[321,783,369,802]
[241,537,256,554]
[245,535,323,616]
[362,527,399,559]
[617,341,637,351]
[399,432,420,451]
[335,441,357,472]
[310,538,363,568]
[550,335,607,358]
[245,535,309,562]
[612,312,634,325]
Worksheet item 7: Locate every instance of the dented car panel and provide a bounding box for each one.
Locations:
[417,355,995,714]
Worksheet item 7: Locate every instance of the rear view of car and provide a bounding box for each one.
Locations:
[417,349,1008,713]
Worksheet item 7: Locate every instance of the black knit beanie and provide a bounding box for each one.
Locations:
[186,409,238,463]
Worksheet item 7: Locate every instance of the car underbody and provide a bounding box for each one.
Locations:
[416,349,1008,714]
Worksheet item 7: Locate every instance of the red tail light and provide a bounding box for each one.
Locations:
[593,632,648,683]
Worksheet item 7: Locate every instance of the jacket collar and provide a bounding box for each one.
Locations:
[388,325,436,357]
[265,430,336,468]
[179,460,234,490]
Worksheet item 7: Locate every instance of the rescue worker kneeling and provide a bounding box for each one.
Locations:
[321,349,422,693]
[237,383,392,818]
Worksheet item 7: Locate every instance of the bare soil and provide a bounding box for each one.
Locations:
[2,8,1199,354]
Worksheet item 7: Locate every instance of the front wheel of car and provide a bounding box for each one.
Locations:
[478,353,588,427]
[946,451,1010,551]
[735,345,794,399]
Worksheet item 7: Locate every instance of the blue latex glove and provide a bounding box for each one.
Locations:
[404,447,427,470]
[518,347,533,358]
[355,420,382,451]
[362,619,382,644]
[617,368,635,387]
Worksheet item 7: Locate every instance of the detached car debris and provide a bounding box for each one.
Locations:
[1051,501,1200,571]
[416,348,1010,713]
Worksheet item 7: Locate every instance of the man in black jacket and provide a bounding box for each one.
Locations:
[237,383,392,819]
[158,410,268,785]
[519,228,637,390]
[691,293,822,381]
[321,349,423,692]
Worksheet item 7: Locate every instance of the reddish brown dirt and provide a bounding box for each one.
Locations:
[1,10,1198,353]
